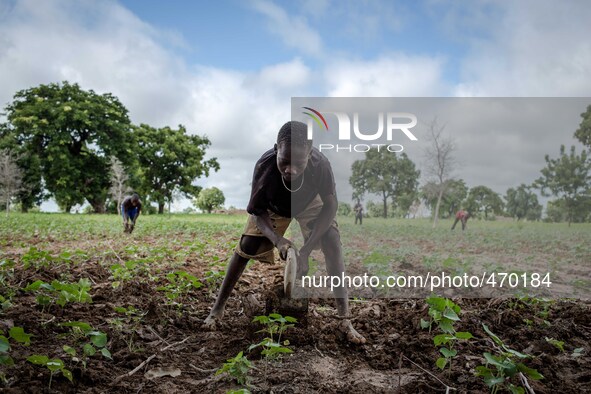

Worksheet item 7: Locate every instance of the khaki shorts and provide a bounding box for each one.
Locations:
[235,195,339,263]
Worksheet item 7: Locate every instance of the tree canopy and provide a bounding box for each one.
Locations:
[534,145,591,225]
[195,187,225,213]
[465,185,504,219]
[422,179,468,219]
[505,184,542,221]
[350,150,420,218]
[133,124,220,214]
[1,81,132,212]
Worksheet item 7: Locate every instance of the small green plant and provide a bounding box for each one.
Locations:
[475,324,543,394]
[21,247,55,270]
[24,278,92,310]
[59,321,112,368]
[433,331,473,370]
[216,351,253,386]
[157,270,203,303]
[204,269,225,291]
[249,313,296,360]
[1,326,33,370]
[27,355,73,388]
[420,295,461,334]
[421,296,472,370]
[109,260,151,288]
[545,337,565,352]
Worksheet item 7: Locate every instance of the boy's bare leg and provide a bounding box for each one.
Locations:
[321,228,366,344]
[204,236,262,329]
[451,218,459,230]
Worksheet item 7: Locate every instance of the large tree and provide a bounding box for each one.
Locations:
[350,149,420,218]
[194,187,225,213]
[422,118,456,227]
[422,178,468,219]
[1,81,132,213]
[505,184,542,221]
[465,185,504,219]
[535,145,591,225]
[133,124,219,214]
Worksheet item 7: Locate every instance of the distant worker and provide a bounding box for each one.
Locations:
[451,210,471,231]
[354,200,364,225]
[121,193,142,234]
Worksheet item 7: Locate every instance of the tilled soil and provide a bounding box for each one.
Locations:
[1,248,590,394]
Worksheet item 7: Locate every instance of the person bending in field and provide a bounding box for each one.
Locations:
[354,200,363,225]
[451,209,471,231]
[121,193,142,234]
[204,121,366,344]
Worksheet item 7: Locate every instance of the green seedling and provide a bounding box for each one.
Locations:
[204,269,225,291]
[21,247,55,270]
[249,314,296,361]
[433,331,473,370]
[0,326,33,368]
[157,270,203,303]
[27,355,73,388]
[227,389,251,394]
[216,350,253,386]
[24,278,92,310]
[420,296,461,334]
[476,324,543,394]
[59,321,112,368]
[421,296,472,370]
[545,337,565,352]
[109,260,151,288]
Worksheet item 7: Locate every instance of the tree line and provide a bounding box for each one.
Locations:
[346,107,591,225]
[0,81,219,214]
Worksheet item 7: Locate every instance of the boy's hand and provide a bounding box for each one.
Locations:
[275,237,293,260]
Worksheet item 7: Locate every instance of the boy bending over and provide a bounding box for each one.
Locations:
[204,121,366,344]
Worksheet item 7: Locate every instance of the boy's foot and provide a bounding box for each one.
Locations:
[203,312,223,330]
[340,319,366,344]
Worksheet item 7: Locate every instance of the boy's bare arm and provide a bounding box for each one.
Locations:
[254,212,292,258]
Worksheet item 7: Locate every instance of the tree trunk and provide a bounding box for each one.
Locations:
[90,200,106,214]
[382,191,388,218]
[158,202,165,214]
[432,187,444,228]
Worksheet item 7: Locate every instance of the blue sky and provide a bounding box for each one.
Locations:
[0,0,590,211]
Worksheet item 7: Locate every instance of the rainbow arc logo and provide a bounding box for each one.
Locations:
[302,107,329,131]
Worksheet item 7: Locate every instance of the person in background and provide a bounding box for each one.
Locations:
[451,209,471,231]
[354,200,363,225]
[121,193,142,234]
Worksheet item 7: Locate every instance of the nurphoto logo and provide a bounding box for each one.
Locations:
[302,106,418,153]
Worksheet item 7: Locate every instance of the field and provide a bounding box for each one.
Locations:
[0,213,590,393]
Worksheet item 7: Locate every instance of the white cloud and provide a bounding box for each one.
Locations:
[249,0,323,57]
[454,0,591,96]
[0,0,312,210]
[324,54,447,96]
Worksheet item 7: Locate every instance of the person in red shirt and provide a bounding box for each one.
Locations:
[203,121,366,344]
[451,210,471,231]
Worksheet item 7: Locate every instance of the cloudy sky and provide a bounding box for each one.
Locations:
[0,0,590,211]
